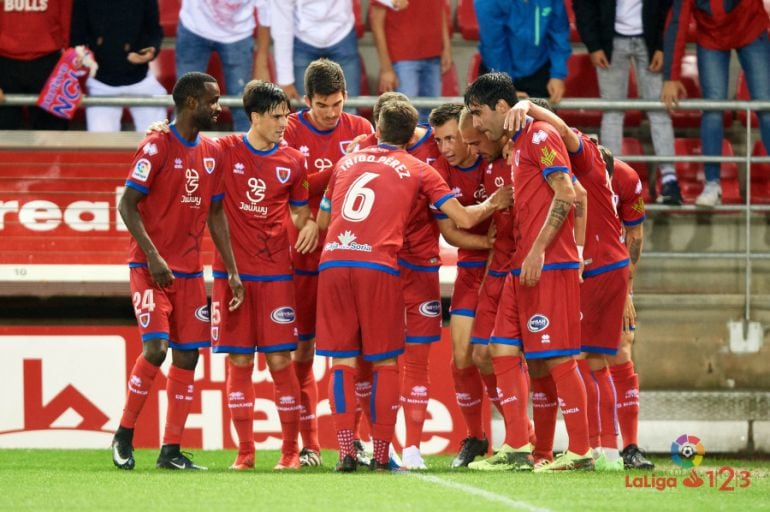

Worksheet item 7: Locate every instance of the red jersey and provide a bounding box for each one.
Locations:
[0,0,71,60]
[373,0,444,62]
[319,145,453,273]
[569,132,628,276]
[125,126,223,275]
[611,158,646,229]
[213,134,308,277]
[510,120,578,270]
[483,158,515,273]
[433,155,491,264]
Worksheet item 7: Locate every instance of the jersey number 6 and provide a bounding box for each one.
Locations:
[341,172,378,222]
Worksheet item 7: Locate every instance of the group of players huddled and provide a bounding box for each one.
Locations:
[112,57,653,474]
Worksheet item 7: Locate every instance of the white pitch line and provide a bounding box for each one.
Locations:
[408,473,553,512]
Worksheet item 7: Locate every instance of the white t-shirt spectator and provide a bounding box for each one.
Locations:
[180,0,258,43]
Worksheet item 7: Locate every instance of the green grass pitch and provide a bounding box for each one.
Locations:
[0,449,767,511]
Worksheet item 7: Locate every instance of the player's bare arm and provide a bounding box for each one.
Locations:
[520,171,575,287]
[436,217,493,250]
[573,178,588,282]
[623,223,644,331]
[504,100,580,153]
[118,187,173,288]
[207,199,244,311]
[316,208,330,231]
[290,204,319,254]
[438,185,512,229]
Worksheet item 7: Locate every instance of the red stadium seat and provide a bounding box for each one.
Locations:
[159,0,181,37]
[564,0,582,43]
[358,54,373,120]
[674,138,741,204]
[457,0,479,40]
[560,54,602,127]
[620,137,653,202]
[466,51,483,86]
[749,140,770,204]
[442,62,460,97]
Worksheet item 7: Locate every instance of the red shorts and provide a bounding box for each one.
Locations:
[450,262,486,317]
[399,263,442,344]
[211,277,298,354]
[470,270,508,345]
[580,264,629,355]
[129,267,209,350]
[490,273,521,347]
[316,266,405,361]
[293,270,318,341]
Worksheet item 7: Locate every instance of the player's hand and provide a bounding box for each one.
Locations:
[378,68,398,93]
[148,254,174,288]
[281,83,301,100]
[589,49,610,69]
[441,46,453,74]
[661,80,686,112]
[578,257,585,283]
[345,133,368,153]
[295,219,319,254]
[489,185,513,210]
[648,50,663,73]
[520,249,544,287]
[622,293,637,332]
[503,100,530,134]
[392,0,409,10]
[145,119,170,135]
[227,274,245,311]
[127,47,156,65]
[547,78,565,104]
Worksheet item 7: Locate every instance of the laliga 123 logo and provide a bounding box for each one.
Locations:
[671,434,705,468]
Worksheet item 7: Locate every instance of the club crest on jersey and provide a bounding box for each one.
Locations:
[138,312,151,328]
[418,300,441,318]
[271,307,296,324]
[532,130,548,144]
[276,166,291,184]
[132,159,151,182]
[527,314,550,333]
[339,140,353,154]
[514,150,521,167]
[194,305,210,322]
[203,157,216,174]
[211,326,219,341]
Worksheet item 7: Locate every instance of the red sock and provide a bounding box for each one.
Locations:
[329,365,357,458]
[226,360,255,455]
[294,360,320,452]
[531,375,558,461]
[271,363,301,456]
[120,355,159,429]
[492,356,529,448]
[479,371,503,416]
[401,344,430,449]
[354,358,373,440]
[451,363,485,439]
[593,366,619,449]
[610,361,639,448]
[371,365,399,464]
[577,359,600,448]
[162,365,195,446]
[550,359,590,455]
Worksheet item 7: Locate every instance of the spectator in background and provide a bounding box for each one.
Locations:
[175,0,270,132]
[473,0,571,103]
[662,0,770,207]
[71,0,166,132]
[370,0,452,123]
[574,0,683,205]
[0,0,72,130]
[270,0,361,102]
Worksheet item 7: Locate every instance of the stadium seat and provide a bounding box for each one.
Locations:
[457,0,479,40]
[466,51,482,86]
[620,137,653,203]
[674,137,742,204]
[442,62,460,97]
[159,0,181,37]
[749,140,770,204]
[563,0,582,43]
[560,54,602,127]
[358,54,373,120]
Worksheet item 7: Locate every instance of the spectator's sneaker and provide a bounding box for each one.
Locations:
[622,444,655,470]
[273,452,300,470]
[111,427,135,470]
[468,444,534,472]
[695,181,722,207]
[594,452,624,471]
[299,448,323,467]
[450,436,489,468]
[335,455,358,473]
[533,450,594,472]
[156,445,207,470]
[353,439,371,467]
[402,445,428,470]
[658,180,683,205]
[229,452,255,470]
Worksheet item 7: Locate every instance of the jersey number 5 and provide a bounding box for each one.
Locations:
[341,172,378,222]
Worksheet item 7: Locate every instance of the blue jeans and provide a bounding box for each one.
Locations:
[393,57,441,123]
[293,28,360,102]
[175,23,254,132]
[698,32,770,183]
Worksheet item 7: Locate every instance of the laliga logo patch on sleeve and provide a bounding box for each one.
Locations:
[132,159,152,182]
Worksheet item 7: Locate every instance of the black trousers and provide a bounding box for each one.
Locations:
[478,59,551,99]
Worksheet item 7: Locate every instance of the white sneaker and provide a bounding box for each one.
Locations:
[402,445,428,470]
[695,181,722,207]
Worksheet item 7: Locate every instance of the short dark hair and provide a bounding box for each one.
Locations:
[242,80,290,118]
[172,72,217,109]
[379,100,418,146]
[373,91,409,124]
[529,97,554,113]
[598,145,615,177]
[304,59,347,98]
[464,72,518,110]
[428,103,464,128]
